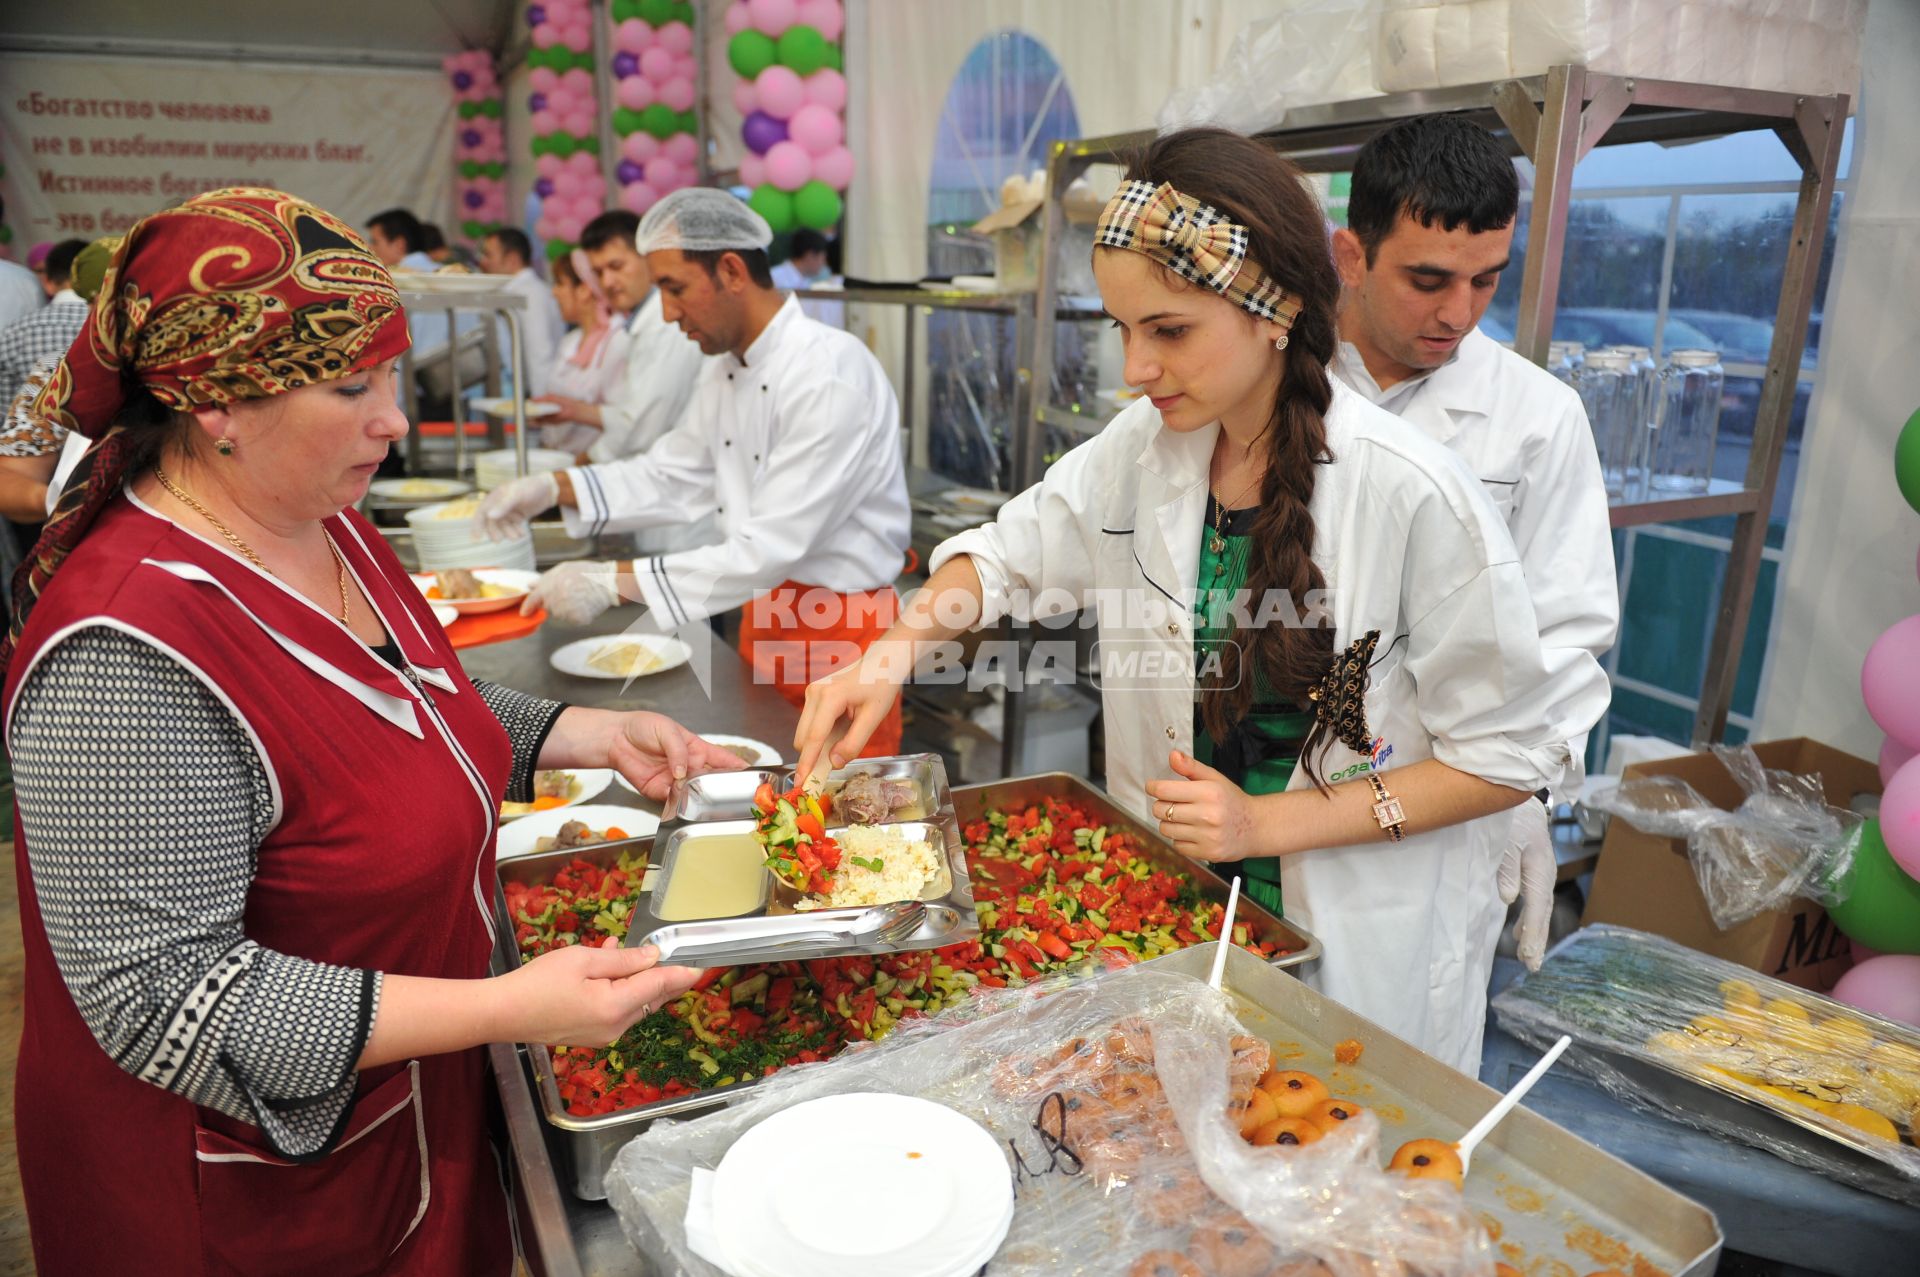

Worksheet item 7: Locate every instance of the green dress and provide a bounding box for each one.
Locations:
[1191,504,1314,917]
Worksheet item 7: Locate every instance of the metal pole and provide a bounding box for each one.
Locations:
[450,304,470,480]
[504,308,531,479]
[906,306,928,470]
[592,0,619,195]
[1511,65,1586,365]
[1690,92,1846,744]
[400,345,422,472]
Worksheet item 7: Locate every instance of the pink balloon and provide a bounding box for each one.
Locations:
[621,182,660,214]
[1884,737,1920,787]
[755,66,805,118]
[643,157,681,190]
[659,76,696,113]
[554,171,583,200]
[617,75,657,110]
[640,46,675,84]
[1831,954,1920,1029]
[563,67,593,94]
[1864,615,1920,750]
[530,67,559,93]
[532,21,559,48]
[531,110,559,135]
[764,140,812,191]
[810,144,853,190]
[614,18,652,53]
[749,0,797,36]
[723,3,751,36]
[536,153,564,177]
[663,132,699,165]
[564,110,595,137]
[732,80,760,117]
[788,103,843,155]
[568,150,598,173]
[1883,756,1920,881]
[621,132,662,162]
[802,69,847,112]
[562,25,592,53]
[535,216,557,241]
[796,0,844,41]
[738,152,766,188]
[657,20,694,54]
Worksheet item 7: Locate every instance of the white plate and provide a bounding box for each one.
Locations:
[496,799,662,861]
[470,397,564,420]
[496,769,612,823]
[368,477,473,502]
[431,604,459,627]
[712,1093,1013,1277]
[410,568,540,615]
[550,634,692,680]
[614,734,780,796]
[939,487,1009,511]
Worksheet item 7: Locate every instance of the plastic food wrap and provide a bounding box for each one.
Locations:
[1494,924,1920,1204]
[1580,744,1862,928]
[606,965,1497,1276]
[1156,1,1385,132]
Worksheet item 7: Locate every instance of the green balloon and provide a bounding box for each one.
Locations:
[1827,819,1920,954]
[529,136,548,156]
[640,103,679,139]
[776,24,828,75]
[547,239,573,261]
[636,0,675,24]
[574,51,596,71]
[824,41,842,72]
[485,162,506,178]
[1896,405,1920,515]
[457,101,477,119]
[551,132,577,158]
[676,110,699,135]
[579,134,600,155]
[480,98,503,119]
[461,219,485,238]
[728,30,777,79]
[672,1,695,23]
[0,225,12,245]
[793,180,843,230]
[613,107,641,136]
[610,0,636,20]
[748,184,796,235]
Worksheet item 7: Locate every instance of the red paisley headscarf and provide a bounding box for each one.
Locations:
[2,186,411,669]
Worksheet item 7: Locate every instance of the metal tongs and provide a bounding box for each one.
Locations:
[643,899,927,965]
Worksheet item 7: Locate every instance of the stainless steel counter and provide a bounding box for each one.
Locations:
[466,616,800,1277]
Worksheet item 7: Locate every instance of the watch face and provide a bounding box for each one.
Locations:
[1373,797,1405,827]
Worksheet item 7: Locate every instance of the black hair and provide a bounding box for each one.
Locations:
[787,229,829,260]
[1347,115,1519,263]
[367,208,425,254]
[580,210,641,252]
[488,227,534,267]
[683,247,775,289]
[44,238,88,284]
[418,223,447,253]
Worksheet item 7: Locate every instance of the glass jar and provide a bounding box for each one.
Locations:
[1612,344,1659,497]
[1548,341,1585,386]
[1650,348,1724,494]
[1574,349,1638,501]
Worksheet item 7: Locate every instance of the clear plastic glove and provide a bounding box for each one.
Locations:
[476,471,559,541]
[1499,799,1556,971]
[525,559,620,625]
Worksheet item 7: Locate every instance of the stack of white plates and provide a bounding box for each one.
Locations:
[474,447,573,493]
[405,499,535,572]
[694,1093,1015,1277]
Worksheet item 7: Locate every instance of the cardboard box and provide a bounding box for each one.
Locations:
[1580,737,1876,992]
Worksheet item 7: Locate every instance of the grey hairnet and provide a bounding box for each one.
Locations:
[636,188,773,255]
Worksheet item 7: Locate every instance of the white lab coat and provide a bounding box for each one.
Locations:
[540,324,634,458]
[770,261,845,329]
[499,266,565,396]
[597,289,707,463]
[931,382,1611,1070]
[1335,327,1618,796]
[562,295,911,625]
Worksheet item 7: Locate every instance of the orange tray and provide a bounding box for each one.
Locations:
[446,607,545,649]
[417,420,521,437]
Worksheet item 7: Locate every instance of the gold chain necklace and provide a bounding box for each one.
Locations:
[153,465,351,625]
[1208,468,1266,556]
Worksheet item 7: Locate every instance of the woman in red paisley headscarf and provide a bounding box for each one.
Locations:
[1,188,741,1274]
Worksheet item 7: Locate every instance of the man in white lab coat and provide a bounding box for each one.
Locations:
[477,227,564,395]
[479,189,912,754]
[1329,114,1619,969]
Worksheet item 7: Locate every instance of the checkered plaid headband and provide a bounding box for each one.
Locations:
[1094,179,1302,329]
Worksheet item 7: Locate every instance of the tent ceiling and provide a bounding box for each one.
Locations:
[0,0,519,67]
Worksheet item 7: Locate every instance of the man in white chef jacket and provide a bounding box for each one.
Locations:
[1329,113,1619,971]
[478,227,564,395]
[479,188,912,754]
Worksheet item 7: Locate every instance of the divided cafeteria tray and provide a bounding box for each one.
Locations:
[493,769,1323,1199]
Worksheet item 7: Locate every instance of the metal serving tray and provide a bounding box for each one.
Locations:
[493,768,1322,1200]
[1162,943,1725,1276]
[951,771,1324,970]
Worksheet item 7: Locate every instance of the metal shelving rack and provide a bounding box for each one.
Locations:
[391,285,534,480]
[1027,66,1848,746]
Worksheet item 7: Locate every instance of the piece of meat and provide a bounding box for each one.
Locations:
[835,772,918,825]
[551,820,592,850]
[533,770,572,799]
[434,568,481,599]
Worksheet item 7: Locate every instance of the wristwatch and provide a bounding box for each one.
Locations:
[1366,772,1406,842]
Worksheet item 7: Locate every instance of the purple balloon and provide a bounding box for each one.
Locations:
[534,177,556,198]
[529,91,548,112]
[616,159,645,184]
[464,189,485,209]
[742,110,789,156]
[527,5,547,25]
[613,52,640,78]
[453,70,473,91]
[461,128,483,147]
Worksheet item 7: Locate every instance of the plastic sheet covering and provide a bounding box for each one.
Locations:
[1157,1,1384,133]
[606,965,1497,1276]
[1580,744,1862,929]
[1494,925,1920,1202]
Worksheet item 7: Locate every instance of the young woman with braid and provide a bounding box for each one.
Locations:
[794,129,1608,1070]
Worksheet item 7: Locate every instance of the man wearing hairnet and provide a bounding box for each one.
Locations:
[479,188,912,755]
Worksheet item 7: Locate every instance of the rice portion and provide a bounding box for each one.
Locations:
[796,825,942,910]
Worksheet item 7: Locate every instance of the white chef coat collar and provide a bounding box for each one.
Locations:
[1335,339,1450,406]
[1135,413,1216,490]
[50,287,82,305]
[728,293,804,371]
